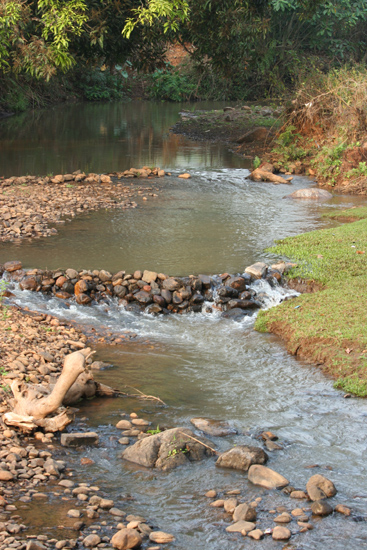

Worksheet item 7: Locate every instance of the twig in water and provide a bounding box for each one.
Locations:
[122,385,166,406]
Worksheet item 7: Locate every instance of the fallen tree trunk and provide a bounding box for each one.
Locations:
[3,348,103,433]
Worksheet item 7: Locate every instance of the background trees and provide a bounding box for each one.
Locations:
[1,0,367,103]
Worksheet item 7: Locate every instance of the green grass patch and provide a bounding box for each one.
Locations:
[255,217,367,396]
[322,206,367,221]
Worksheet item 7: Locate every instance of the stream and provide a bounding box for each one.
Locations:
[1,101,367,549]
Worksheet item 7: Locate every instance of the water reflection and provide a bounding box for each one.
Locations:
[0,101,246,177]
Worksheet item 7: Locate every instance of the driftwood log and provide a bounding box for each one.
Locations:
[3,348,118,433]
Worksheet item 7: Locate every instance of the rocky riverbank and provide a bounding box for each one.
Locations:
[0,304,178,550]
[2,260,296,319]
[0,168,170,243]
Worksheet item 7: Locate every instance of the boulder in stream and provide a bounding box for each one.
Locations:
[306,474,337,501]
[248,464,289,489]
[287,188,332,200]
[121,427,215,471]
[190,418,236,437]
[216,445,268,471]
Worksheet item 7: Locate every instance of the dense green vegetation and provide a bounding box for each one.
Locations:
[255,215,367,396]
[1,0,367,110]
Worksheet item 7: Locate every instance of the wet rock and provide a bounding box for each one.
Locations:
[26,542,46,550]
[65,268,78,279]
[224,498,238,513]
[335,504,351,516]
[198,274,212,288]
[217,286,239,299]
[142,270,157,284]
[99,270,112,282]
[110,507,126,517]
[190,418,236,437]
[272,526,291,541]
[210,499,225,507]
[83,534,101,547]
[99,498,114,509]
[162,278,181,291]
[131,418,150,426]
[290,490,307,499]
[274,512,291,523]
[248,529,264,540]
[59,480,75,488]
[67,509,81,518]
[233,503,257,522]
[116,420,133,430]
[122,427,215,470]
[306,474,336,501]
[221,308,247,320]
[248,465,289,489]
[60,432,99,447]
[111,528,142,549]
[265,440,283,451]
[114,285,127,298]
[287,188,332,200]
[20,275,40,291]
[226,521,256,533]
[134,291,152,305]
[245,262,267,279]
[149,531,175,543]
[311,500,333,516]
[227,277,248,292]
[205,490,217,498]
[76,293,92,305]
[4,260,22,272]
[74,280,88,296]
[216,445,268,471]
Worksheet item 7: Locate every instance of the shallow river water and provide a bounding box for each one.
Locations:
[1,101,367,549]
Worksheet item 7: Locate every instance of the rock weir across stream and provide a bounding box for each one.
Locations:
[2,260,298,319]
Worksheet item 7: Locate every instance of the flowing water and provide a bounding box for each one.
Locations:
[1,101,367,548]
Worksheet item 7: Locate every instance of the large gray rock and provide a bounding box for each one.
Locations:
[287,188,332,200]
[306,474,337,501]
[248,465,289,489]
[122,427,215,471]
[216,445,268,471]
[190,418,236,437]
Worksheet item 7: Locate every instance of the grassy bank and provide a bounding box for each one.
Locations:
[255,210,367,396]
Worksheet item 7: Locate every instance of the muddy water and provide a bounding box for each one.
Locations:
[0,170,363,273]
[2,102,367,548]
